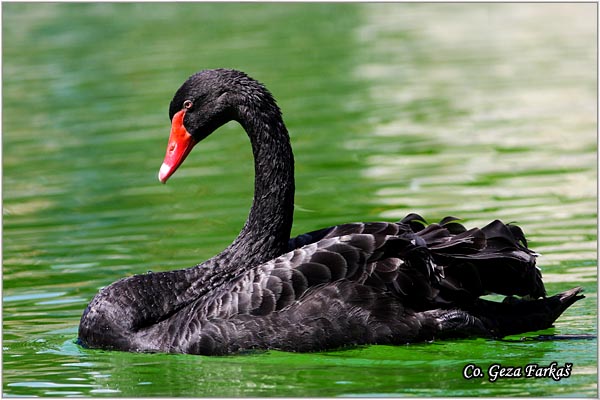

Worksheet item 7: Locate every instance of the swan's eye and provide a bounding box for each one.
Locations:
[183,100,193,109]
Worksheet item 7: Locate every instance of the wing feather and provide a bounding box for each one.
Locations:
[193,215,544,323]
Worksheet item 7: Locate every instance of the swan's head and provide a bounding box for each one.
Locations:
[158,69,271,183]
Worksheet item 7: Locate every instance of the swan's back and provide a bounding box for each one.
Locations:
[80,214,581,355]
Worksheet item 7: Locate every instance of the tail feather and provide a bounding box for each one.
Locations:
[471,287,584,337]
[430,287,584,340]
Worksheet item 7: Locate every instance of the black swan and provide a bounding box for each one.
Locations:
[78,68,583,355]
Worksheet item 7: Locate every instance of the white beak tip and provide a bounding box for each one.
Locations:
[158,163,171,184]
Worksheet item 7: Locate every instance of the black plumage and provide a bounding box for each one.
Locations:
[78,69,583,355]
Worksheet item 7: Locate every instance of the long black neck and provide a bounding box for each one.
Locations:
[228,102,295,263]
[199,94,295,278]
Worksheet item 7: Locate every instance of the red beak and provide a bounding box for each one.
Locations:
[158,109,198,183]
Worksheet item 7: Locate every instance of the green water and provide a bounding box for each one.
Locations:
[3,3,597,397]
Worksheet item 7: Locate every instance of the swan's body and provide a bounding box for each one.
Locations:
[78,69,583,355]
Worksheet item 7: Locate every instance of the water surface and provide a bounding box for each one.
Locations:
[3,3,597,397]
